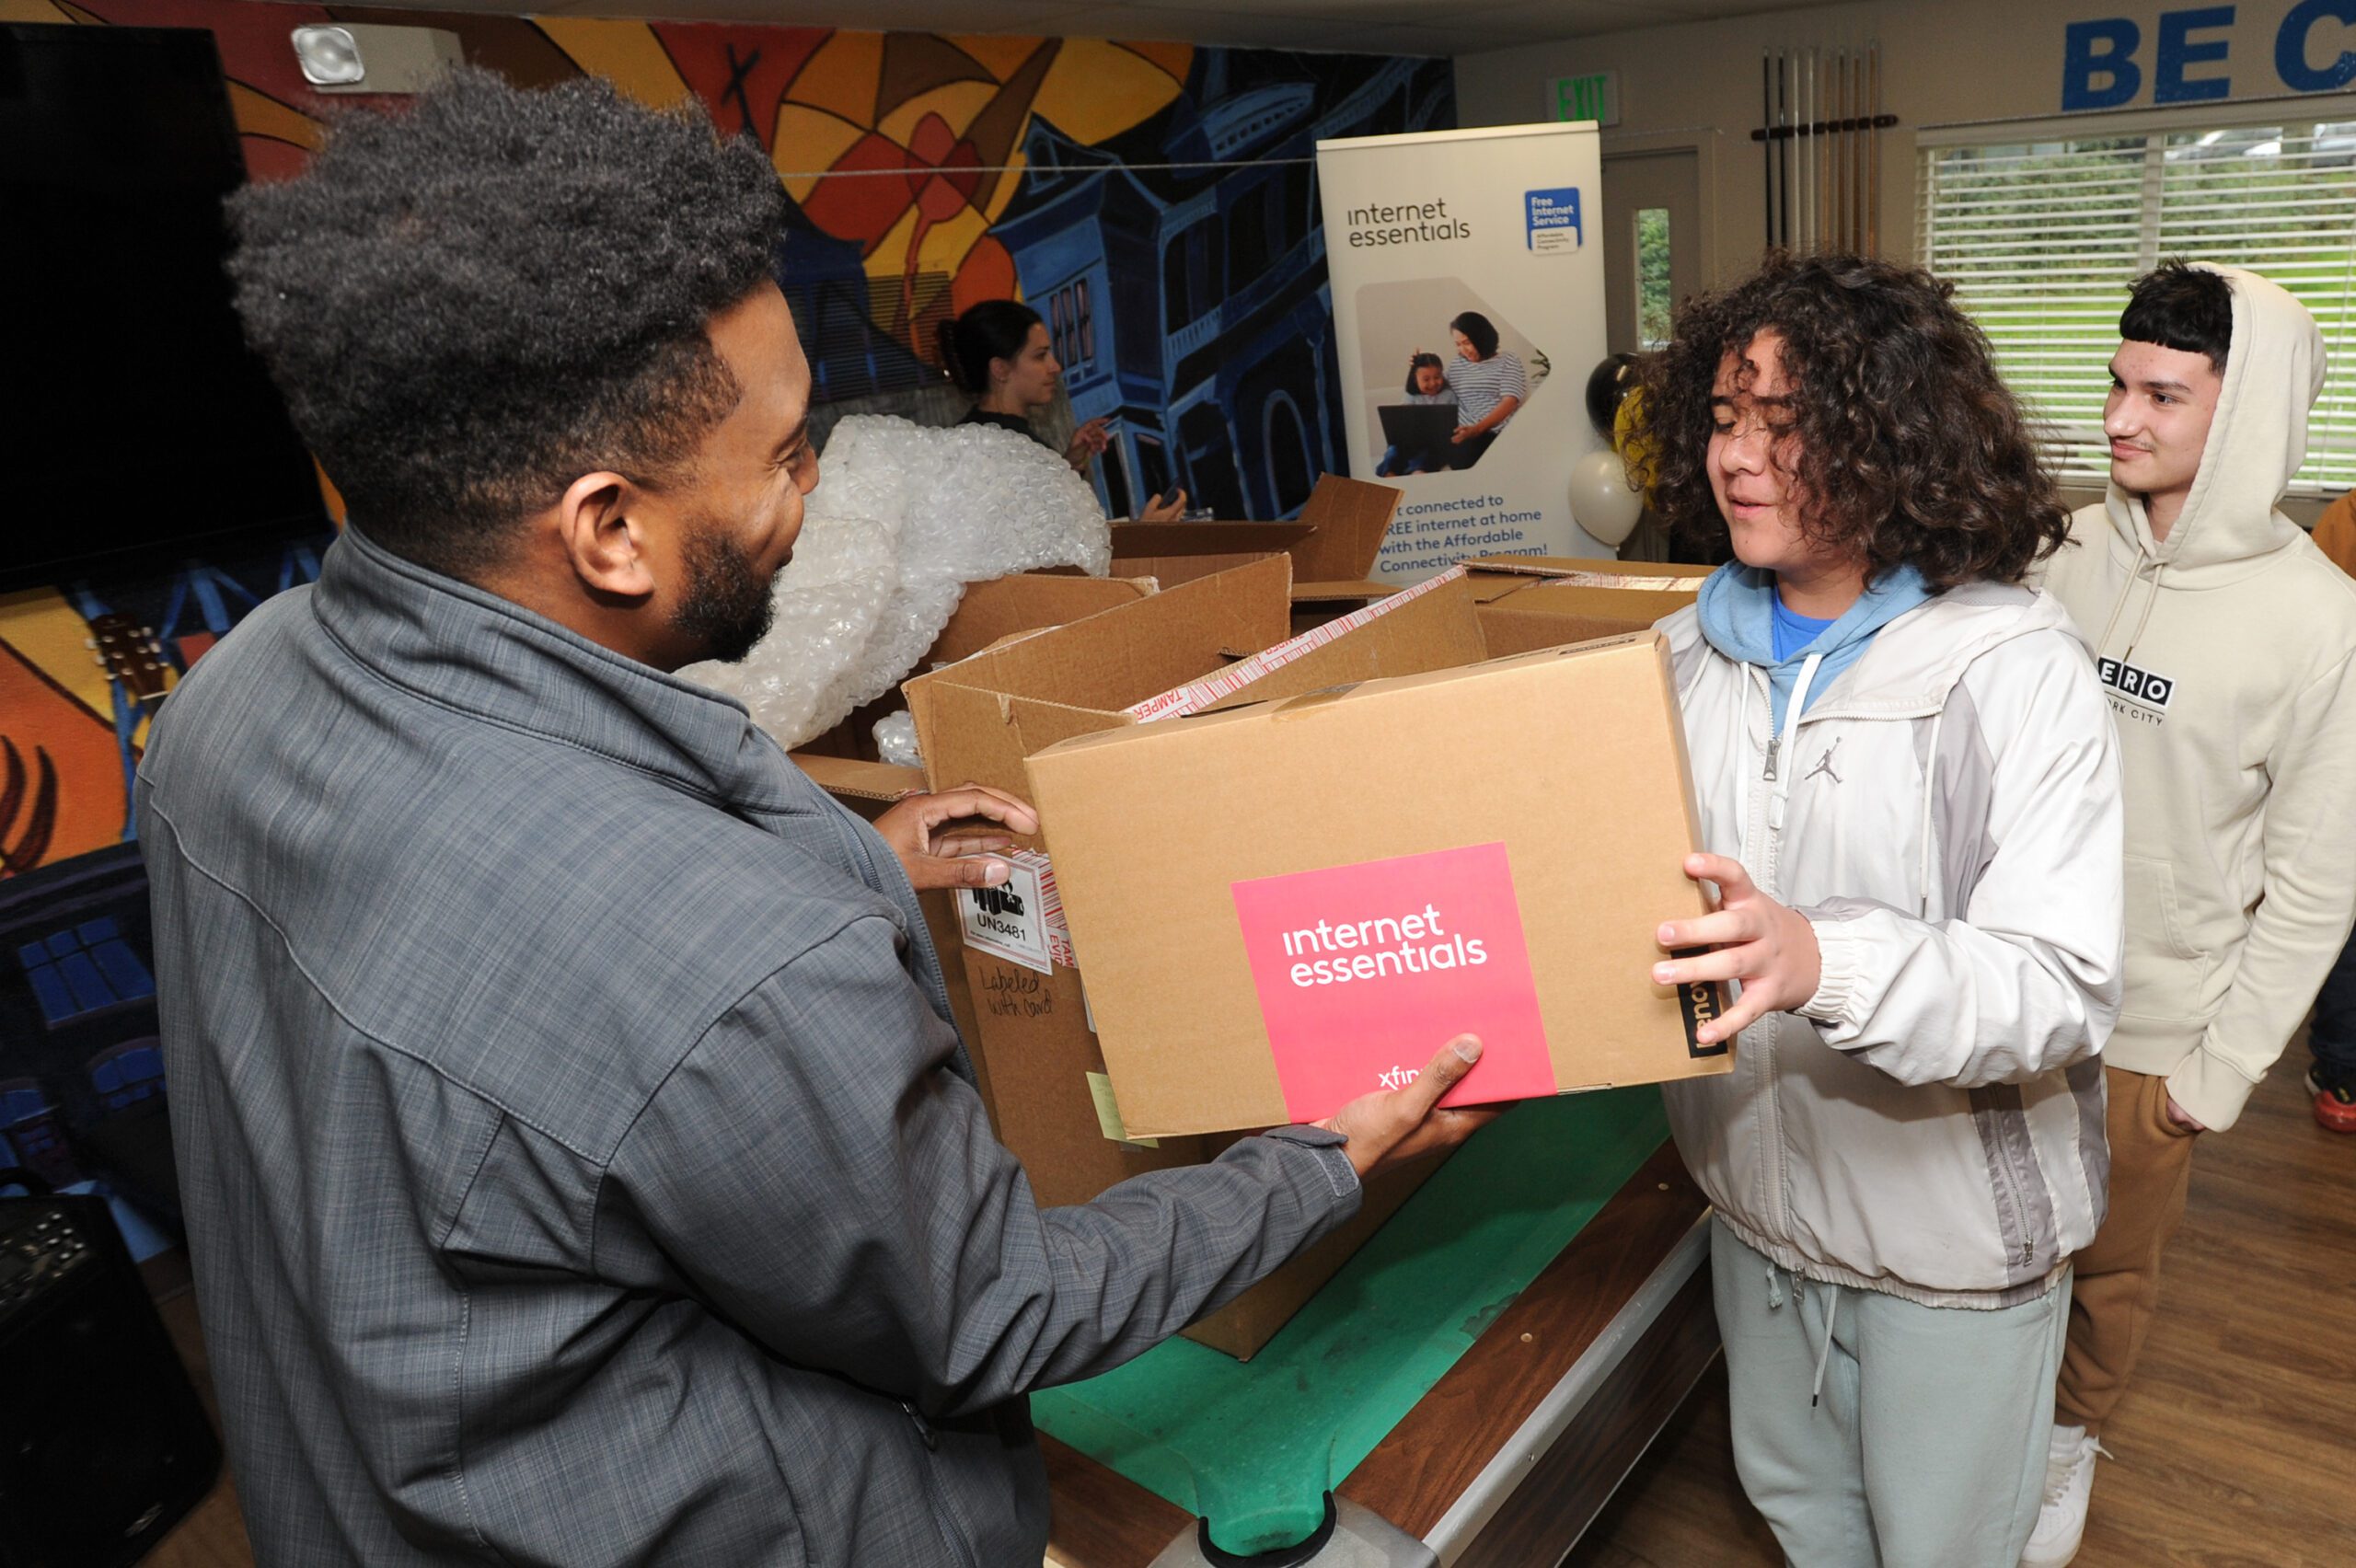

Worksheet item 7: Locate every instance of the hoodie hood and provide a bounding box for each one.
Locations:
[1697,560,1934,728]
[2101,265,2327,582]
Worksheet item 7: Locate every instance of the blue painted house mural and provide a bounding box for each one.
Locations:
[994,51,1455,520]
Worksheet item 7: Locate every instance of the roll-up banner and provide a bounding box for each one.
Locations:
[1316,121,1610,580]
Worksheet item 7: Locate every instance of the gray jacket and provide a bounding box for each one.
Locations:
[136,528,1359,1567]
[1657,584,2123,1309]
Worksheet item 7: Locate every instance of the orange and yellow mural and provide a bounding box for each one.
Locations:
[0,0,1453,879]
[3,0,1192,369]
[0,0,1449,1240]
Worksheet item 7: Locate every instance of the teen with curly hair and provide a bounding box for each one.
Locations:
[1639,252,2125,1566]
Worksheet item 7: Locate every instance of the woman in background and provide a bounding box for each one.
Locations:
[941,301,1186,521]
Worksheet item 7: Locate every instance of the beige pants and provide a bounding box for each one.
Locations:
[2055,1065,2198,1434]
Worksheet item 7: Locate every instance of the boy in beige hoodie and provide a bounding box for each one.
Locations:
[2028,262,2356,1565]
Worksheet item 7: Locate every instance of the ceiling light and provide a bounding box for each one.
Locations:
[290,26,364,87]
[289,23,462,96]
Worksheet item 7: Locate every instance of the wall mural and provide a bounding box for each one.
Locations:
[0,0,1453,864]
[0,0,1449,1239]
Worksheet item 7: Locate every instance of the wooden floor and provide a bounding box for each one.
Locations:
[1568,1043,2356,1568]
[145,1047,2353,1568]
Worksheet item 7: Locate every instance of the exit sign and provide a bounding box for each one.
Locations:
[1551,71,1621,126]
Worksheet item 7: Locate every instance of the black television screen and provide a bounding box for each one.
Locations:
[0,24,329,593]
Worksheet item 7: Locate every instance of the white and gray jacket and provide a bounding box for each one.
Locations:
[1659,582,2125,1309]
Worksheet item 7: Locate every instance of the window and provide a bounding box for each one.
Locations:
[17,916,155,1027]
[1049,279,1094,372]
[1918,105,2356,498]
[0,1078,66,1177]
[784,270,955,404]
[1636,207,1674,351]
[1163,237,1191,335]
[88,1039,166,1111]
[1134,434,1173,513]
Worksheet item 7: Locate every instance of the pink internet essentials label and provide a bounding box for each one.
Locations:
[1230,842,1555,1124]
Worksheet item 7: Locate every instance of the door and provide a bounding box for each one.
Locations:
[1600,149,1703,357]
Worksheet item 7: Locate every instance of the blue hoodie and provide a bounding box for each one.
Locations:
[1696,561,1934,732]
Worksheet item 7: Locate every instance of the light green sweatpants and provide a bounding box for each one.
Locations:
[1711,1219,2071,1568]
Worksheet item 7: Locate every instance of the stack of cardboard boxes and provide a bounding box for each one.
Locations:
[790,486,1724,1357]
[787,475,1408,803]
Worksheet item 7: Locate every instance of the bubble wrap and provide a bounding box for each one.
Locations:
[682,416,1110,747]
[872,710,920,768]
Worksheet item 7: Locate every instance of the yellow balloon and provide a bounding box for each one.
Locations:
[1613,388,1657,502]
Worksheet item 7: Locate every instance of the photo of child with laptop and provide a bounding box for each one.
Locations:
[1375,352,1457,476]
[1357,282,1546,480]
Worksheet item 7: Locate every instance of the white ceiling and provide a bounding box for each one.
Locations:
[334,0,1844,57]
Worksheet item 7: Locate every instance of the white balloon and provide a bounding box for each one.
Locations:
[1568,447,1646,548]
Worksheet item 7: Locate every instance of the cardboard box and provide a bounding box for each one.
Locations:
[790,476,1406,768]
[1106,521,1313,591]
[1106,475,1403,605]
[1023,629,1729,1139]
[789,573,1161,1112]
[901,554,1488,1357]
[790,753,925,815]
[788,573,1158,765]
[927,573,1160,667]
[1461,557,1714,655]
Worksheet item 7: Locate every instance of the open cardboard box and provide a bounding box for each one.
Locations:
[788,552,1715,1112]
[1024,625,1730,1140]
[787,572,1158,772]
[1461,556,1715,654]
[901,554,1498,1357]
[1106,473,1403,605]
[786,475,1406,784]
[786,572,1156,1076]
[901,553,1727,1353]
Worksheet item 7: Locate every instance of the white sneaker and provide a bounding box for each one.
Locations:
[2020,1424,2108,1568]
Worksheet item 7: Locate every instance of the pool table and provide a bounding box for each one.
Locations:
[1034,1088,1717,1568]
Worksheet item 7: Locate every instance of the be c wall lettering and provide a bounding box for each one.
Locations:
[2062,3,2356,112]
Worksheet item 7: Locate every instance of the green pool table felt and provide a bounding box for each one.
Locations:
[1031,1086,1674,1553]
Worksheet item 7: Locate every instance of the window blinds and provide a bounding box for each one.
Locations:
[1918,120,2356,499]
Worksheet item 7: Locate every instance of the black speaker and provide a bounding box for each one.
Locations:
[0,1192,221,1568]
